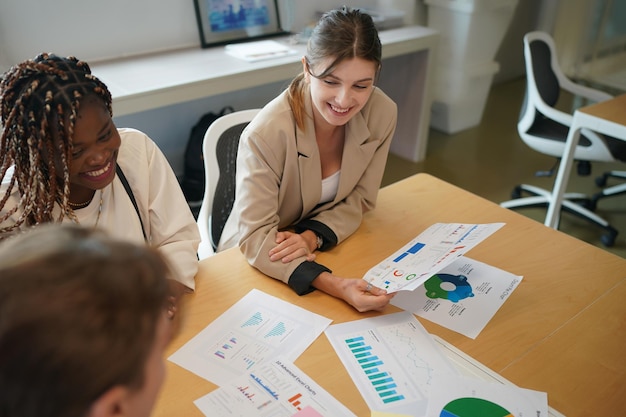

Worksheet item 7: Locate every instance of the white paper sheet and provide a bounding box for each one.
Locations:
[224,40,297,62]
[392,256,523,339]
[425,373,548,417]
[324,312,458,417]
[169,289,332,386]
[194,356,357,417]
[363,223,505,293]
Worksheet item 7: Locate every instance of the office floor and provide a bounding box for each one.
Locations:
[382,77,626,259]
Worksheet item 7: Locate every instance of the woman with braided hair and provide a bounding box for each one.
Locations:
[0,53,200,299]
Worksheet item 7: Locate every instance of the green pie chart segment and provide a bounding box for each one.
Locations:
[440,397,513,417]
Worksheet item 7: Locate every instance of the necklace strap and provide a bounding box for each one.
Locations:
[68,198,92,209]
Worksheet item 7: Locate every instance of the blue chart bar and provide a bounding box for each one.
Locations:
[352,346,372,354]
[372,377,394,385]
[344,337,406,404]
[362,360,384,369]
[346,336,365,343]
[393,242,425,262]
[265,321,286,338]
[383,395,405,404]
[242,312,263,327]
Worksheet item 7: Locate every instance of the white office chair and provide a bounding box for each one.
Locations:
[196,109,260,259]
[590,170,626,210]
[500,31,626,246]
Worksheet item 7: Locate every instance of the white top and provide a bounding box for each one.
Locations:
[320,170,341,204]
[0,128,200,290]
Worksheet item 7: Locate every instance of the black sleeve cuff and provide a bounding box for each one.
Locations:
[294,219,337,251]
[287,261,331,295]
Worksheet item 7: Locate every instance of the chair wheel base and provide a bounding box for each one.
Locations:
[580,198,596,211]
[601,226,618,247]
[595,174,608,187]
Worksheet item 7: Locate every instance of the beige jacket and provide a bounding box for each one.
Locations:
[218,85,397,294]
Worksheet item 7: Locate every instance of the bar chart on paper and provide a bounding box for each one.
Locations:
[169,289,332,387]
[325,312,458,416]
[345,336,406,404]
[194,358,358,417]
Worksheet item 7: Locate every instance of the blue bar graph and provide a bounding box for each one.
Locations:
[343,336,406,405]
[393,242,425,262]
[242,312,263,327]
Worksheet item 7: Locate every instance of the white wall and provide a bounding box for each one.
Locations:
[0,0,199,72]
[0,0,426,176]
[0,1,424,72]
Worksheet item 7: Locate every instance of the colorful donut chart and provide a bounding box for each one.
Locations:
[440,397,513,417]
[424,273,474,303]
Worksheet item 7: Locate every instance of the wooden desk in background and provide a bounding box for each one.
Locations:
[155,174,626,417]
[545,93,626,229]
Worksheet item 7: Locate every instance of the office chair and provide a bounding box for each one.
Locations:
[196,108,260,259]
[500,31,626,247]
[590,170,626,210]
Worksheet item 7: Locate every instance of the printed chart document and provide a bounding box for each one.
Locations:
[225,40,297,62]
[325,312,458,417]
[363,223,504,293]
[392,256,523,339]
[194,356,357,417]
[425,374,548,417]
[169,289,331,386]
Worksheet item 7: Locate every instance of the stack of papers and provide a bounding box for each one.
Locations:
[324,312,548,417]
[224,40,297,62]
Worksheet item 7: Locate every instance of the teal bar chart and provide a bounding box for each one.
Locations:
[345,336,406,404]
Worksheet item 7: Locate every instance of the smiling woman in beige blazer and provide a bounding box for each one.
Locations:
[219,7,398,312]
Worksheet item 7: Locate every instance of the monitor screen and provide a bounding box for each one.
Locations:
[194,0,286,48]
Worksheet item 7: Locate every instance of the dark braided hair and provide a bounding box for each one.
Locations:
[0,53,112,233]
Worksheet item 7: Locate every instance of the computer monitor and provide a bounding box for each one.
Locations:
[194,0,287,48]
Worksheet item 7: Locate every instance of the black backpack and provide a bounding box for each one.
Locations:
[180,106,234,206]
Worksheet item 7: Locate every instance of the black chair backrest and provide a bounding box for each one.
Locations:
[211,122,250,250]
[529,39,560,107]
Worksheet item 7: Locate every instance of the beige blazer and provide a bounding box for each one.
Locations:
[219,85,397,290]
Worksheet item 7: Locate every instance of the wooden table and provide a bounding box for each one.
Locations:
[545,93,626,229]
[155,173,626,417]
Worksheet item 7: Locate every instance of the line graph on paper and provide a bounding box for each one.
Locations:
[325,312,458,416]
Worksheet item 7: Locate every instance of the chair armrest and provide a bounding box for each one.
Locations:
[560,77,613,103]
[196,216,215,260]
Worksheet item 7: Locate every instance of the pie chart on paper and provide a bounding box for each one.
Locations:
[440,397,514,417]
